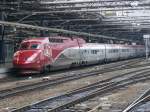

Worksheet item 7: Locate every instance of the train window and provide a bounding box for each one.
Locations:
[113,49,117,52]
[20,42,29,50]
[30,44,39,49]
[109,49,118,53]
[20,42,40,50]
[122,49,129,52]
[91,50,98,54]
[122,49,125,52]
[49,38,63,43]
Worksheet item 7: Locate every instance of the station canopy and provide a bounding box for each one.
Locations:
[1,0,150,43]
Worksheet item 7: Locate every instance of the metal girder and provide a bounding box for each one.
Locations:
[40,2,150,10]
[7,18,101,24]
[9,19,150,29]
[51,24,132,29]
[8,13,83,21]
[0,20,136,42]
[9,6,150,15]
[1,0,150,43]
[42,19,100,22]
[104,17,150,22]
[48,22,150,28]
[39,0,144,5]
[1,0,149,10]
[2,0,150,15]
[69,27,141,32]
[1,0,143,5]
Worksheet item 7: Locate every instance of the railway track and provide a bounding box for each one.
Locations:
[0,58,147,100]
[123,88,150,112]
[11,66,150,112]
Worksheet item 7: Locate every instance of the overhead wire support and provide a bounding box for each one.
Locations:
[10,6,150,15]
[39,0,145,5]
[0,20,135,43]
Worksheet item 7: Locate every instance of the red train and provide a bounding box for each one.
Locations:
[13,36,145,73]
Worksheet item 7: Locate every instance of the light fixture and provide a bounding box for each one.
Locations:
[130,1,139,7]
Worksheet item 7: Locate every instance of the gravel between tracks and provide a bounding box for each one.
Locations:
[0,65,150,110]
[84,81,150,112]
[0,58,145,91]
[0,58,150,111]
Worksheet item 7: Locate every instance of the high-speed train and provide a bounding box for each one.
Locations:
[13,36,145,73]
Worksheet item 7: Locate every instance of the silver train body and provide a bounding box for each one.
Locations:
[51,43,145,69]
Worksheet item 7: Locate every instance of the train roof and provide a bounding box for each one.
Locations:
[22,37,64,43]
[85,43,144,48]
[22,37,144,47]
[22,36,85,43]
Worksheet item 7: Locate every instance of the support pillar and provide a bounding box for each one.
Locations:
[0,40,5,63]
[40,20,47,37]
[0,11,5,63]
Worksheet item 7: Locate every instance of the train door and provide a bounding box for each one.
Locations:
[118,45,121,60]
[80,48,87,64]
[39,44,50,72]
[97,45,105,63]
[76,39,84,65]
[105,44,114,62]
[48,44,52,62]
[104,44,107,62]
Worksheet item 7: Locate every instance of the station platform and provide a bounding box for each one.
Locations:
[0,63,12,74]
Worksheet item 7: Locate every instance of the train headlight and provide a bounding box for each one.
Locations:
[13,51,19,61]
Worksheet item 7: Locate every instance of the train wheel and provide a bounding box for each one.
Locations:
[47,65,51,72]
[40,66,47,73]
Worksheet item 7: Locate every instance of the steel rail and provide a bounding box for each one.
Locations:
[0,58,143,100]
[123,88,150,112]
[126,95,150,112]
[49,74,150,112]
[123,95,150,112]
[0,58,141,85]
[11,67,150,112]
[0,58,142,86]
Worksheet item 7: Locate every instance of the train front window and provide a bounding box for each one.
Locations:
[30,44,39,49]
[20,43,39,50]
[20,42,29,50]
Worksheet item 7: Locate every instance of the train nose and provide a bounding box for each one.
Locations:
[13,51,20,64]
[25,52,39,64]
[13,50,41,64]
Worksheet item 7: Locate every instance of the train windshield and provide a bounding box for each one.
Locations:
[30,44,39,49]
[20,42,40,50]
[20,42,29,50]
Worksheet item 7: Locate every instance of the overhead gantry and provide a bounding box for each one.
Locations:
[0,20,136,44]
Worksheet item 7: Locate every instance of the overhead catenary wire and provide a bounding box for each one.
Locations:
[0,20,135,42]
